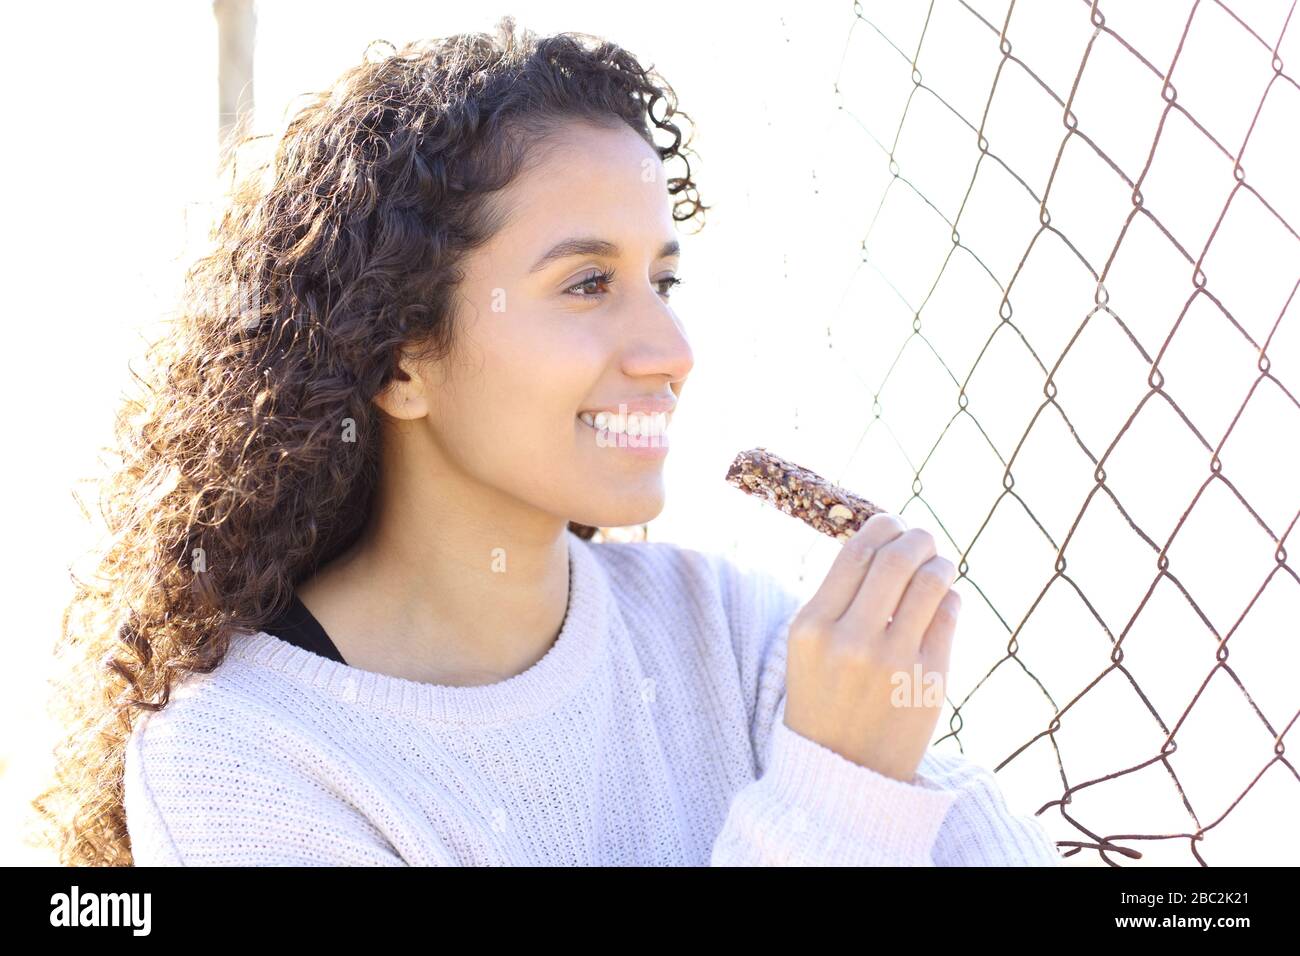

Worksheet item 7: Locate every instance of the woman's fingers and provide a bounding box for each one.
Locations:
[781,515,963,782]
[796,513,907,626]
[840,527,938,653]
[920,588,961,686]
[888,554,958,644]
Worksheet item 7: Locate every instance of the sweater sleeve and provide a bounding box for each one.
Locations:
[123,697,414,866]
[708,558,1061,867]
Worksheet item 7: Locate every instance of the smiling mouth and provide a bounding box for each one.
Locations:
[576,409,671,438]
[575,412,671,453]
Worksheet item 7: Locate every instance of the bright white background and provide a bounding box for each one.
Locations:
[2,0,1296,865]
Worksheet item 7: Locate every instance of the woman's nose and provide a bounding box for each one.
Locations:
[621,298,694,381]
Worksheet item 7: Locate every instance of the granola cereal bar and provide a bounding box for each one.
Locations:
[724,447,885,541]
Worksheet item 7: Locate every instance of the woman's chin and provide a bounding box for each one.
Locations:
[572,486,665,529]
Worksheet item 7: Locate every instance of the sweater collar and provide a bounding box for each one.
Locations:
[229,528,610,724]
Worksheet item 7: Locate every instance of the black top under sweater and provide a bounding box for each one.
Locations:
[263,595,348,665]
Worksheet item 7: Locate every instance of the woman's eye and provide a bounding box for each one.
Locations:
[656,276,684,297]
[566,269,616,297]
[563,270,684,299]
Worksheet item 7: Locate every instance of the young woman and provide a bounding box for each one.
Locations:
[35,17,1060,866]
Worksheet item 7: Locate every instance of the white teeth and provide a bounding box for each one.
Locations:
[578,410,671,435]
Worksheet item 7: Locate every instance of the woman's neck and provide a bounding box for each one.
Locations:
[296,491,573,688]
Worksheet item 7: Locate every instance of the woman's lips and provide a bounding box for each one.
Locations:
[576,413,670,456]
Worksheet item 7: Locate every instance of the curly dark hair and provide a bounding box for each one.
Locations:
[29,15,706,866]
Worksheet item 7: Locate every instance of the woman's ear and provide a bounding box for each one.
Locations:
[373,346,433,419]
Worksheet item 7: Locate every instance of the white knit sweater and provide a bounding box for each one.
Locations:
[124,529,1061,866]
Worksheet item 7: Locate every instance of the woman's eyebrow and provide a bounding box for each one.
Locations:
[528,237,680,273]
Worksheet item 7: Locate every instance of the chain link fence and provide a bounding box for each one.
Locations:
[824,0,1298,864]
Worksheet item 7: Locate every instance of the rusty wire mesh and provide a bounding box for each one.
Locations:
[827,0,1299,865]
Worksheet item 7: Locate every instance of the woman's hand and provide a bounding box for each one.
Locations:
[782,512,962,783]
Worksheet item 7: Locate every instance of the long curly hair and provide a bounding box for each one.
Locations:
[30,15,706,866]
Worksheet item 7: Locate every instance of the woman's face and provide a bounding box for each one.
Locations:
[394,120,694,531]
